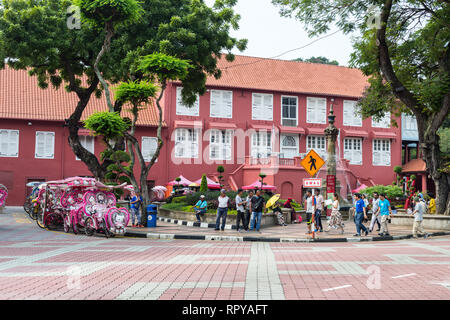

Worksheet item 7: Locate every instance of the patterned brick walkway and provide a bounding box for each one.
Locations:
[1,208,449,300]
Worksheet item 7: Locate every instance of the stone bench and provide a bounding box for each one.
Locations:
[390,213,450,230]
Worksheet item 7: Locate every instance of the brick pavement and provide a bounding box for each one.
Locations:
[1,208,450,300]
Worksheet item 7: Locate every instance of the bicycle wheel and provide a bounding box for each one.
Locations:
[23,200,32,215]
[72,216,78,235]
[84,217,95,236]
[36,211,46,229]
[63,216,70,233]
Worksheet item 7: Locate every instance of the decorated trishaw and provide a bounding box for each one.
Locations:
[0,184,8,209]
[35,177,130,237]
[24,181,43,219]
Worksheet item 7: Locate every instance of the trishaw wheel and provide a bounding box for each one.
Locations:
[45,214,58,230]
[102,218,110,239]
[23,201,32,215]
[72,216,78,235]
[36,214,46,229]
[63,216,70,233]
[84,217,95,237]
[31,206,39,220]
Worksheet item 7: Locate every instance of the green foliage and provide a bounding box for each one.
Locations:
[200,174,208,193]
[115,80,158,108]
[137,52,192,84]
[83,111,129,139]
[172,196,186,204]
[410,175,417,181]
[293,56,338,65]
[360,185,404,199]
[110,150,131,163]
[394,166,403,175]
[161,202,186,211]
[217,165,225,173]
[74,0,143,27]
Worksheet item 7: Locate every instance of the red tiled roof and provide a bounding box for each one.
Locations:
[207,55,369,98]
[0,67,164,127]
[402,159,427,173]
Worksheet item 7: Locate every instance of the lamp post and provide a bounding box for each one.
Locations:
[324,103,340,210]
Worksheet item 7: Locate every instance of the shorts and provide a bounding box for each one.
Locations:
[306,212,313,224]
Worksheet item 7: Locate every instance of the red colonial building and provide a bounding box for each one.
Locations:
[1,55,402,205]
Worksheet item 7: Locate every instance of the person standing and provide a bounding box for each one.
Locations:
[411,197,428,238]
[244,191,254,231]
[235,189,247,232]
[369,192,381,232]
[283,198,297,223]
[250,189,265,233]
[428,194,436,214]
[215,189,230,231]
[325,193,345,234]
[353,193,369,237]
[194,195,207,223]
[304,190,315,234]
[130,192,143,228]
[314,189,324,232]
[378,193,392,236]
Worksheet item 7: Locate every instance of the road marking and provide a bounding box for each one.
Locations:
[322,285,352,292]
[391,273,417,279]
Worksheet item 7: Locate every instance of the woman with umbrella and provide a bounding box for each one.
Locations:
[266,194,287,226]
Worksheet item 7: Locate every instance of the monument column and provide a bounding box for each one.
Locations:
[324,103,340,215]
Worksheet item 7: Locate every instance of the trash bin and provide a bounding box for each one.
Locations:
[147,204,157,228]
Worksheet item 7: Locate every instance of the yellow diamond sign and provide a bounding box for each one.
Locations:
[300,149,325,177]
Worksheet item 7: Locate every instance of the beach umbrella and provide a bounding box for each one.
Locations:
[266,194,280,209]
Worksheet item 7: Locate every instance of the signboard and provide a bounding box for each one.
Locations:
[326,175,336,193]
[300,149,325,177]
[303,178,322,188]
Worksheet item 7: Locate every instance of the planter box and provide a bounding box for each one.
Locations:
[390,213,450,230]
[159,208,290,227]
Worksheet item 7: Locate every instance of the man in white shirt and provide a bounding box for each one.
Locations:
[304,190,314,234]
[235,189,247,232]
[314,189,324,232]
[215,189,229,231]
[411,197,428,238]
[369,192,381,233]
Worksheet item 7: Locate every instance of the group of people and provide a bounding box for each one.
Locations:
[303,190,345,234]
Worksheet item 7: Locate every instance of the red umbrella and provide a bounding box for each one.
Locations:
[352,184,367,193]
[167,175,193,186]
[194,177,221,189]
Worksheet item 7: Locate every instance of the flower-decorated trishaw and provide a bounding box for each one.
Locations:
[36,177,130,237]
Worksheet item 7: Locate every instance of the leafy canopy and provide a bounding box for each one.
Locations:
[114,80,158,107]
[83,111,129,139]
[137,52,192,84]
[74,0,143,27]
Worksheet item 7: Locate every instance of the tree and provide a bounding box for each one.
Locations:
[200,174,208,193]
[393,166,402,186]
[217,165,225,188]
[0,0,247,178]
[272,0,450,215]
[293,56,339,65]
[259,173,267,190]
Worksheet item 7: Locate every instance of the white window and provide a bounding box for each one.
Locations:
[76,135,95,160]
[372,112,390,128]
[251,131,272,158]
[176,87,199,116]
[210,129,233,160]
[373,139,391,166]
[404,114,417,130]
[252,93,273,121]
[343,100,362,127]
[281,96,298,126]
[0,129,19,157]
[174,128,199,158]
[343,138,362,165]
[210,90,232,118]
[142,137,158,162]
[35,131,55,159]
[280,134,298,159]
[306,97,327,124]
[306,135,327,160]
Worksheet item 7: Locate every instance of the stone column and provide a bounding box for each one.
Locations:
[324,104,340,213]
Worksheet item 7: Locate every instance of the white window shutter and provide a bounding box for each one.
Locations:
[307,98,315,123]
[319,99,327,124]
[264,94,273,120]
[343,102,351,126]
[210,91,219,117]
[36,132,45,158]
[225,91,233,118]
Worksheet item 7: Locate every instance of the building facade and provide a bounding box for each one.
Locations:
[1,56,402,205]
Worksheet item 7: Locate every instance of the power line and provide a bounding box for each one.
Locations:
[223,29,342,70]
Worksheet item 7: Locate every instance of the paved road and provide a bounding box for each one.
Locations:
[1,209,449,300]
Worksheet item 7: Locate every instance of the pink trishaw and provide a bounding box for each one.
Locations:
[36,177,130,237]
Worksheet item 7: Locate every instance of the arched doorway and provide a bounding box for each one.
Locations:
[281,181,294,199]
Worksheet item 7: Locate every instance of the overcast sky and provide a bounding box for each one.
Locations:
[205,0,357,66]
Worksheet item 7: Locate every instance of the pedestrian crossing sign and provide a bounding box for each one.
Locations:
[300,149,325,177]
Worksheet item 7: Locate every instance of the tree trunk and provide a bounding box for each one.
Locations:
[377,0,450,214]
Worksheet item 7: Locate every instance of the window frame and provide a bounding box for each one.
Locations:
[142,136,159,163]
[343,100,362,127]
[210,89,233,119]
[306,135,327,160]
[372,139,391,166]
[35,131,55,159]
[0,129,19,158]
[176,86,200,117]
[372,112,391,128]
[174,128,199,159]
[343,137,363,165]
[76,135,95,160]
[281,95,298,127]
[252,93,273,121]
[209,129,233,161]
[306,97,327,124]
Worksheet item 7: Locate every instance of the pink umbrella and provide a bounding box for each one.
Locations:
[167,175,193,186]
[194,177,221,189]
[242,180,277,190]
[352,184,367,193]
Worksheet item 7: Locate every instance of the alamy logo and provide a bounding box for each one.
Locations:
[67,5,81,30]
[367,5,382,30]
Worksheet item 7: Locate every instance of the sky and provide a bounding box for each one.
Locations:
[204,0,357,66]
